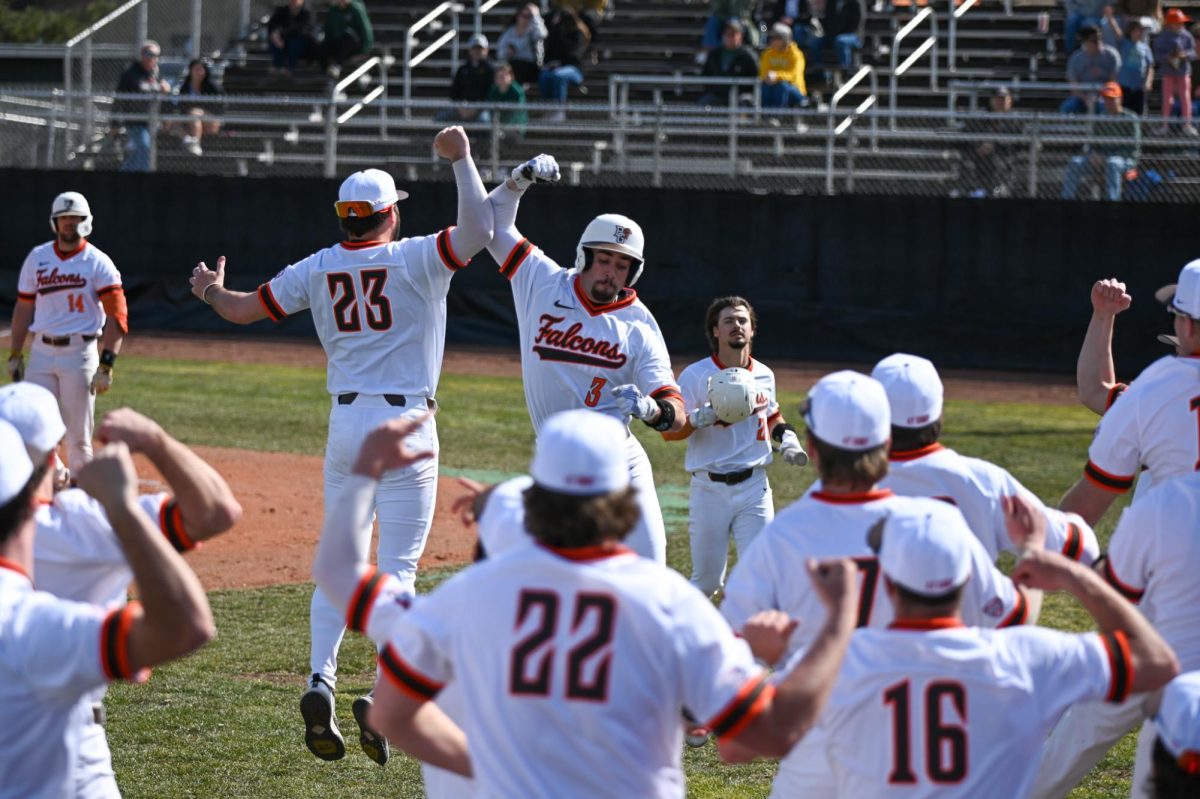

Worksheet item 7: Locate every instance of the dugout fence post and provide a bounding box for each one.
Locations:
[148,97,160,171]
[1026,119,1040,198]
[652,99,664,187]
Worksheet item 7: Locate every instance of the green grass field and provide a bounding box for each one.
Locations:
[96,356,1135,798]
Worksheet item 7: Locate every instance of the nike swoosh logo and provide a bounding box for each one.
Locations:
[37,261,49,266]
[553,300,575,310]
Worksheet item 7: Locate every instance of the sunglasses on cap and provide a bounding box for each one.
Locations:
[334,201,392,218]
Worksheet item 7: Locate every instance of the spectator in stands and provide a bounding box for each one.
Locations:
[700,0,758,61]
[320,0,374,79]
[1061,25,1122,113]
[539,8,590,122]
[759,24,808,109]
[552,0,607,39]
[1105,15,1154,113]
[436,34,495,123]
[267,0,317,75]
[172,58,224,157]
[487,62,528,135]
[497,3,547,85]
[807,0,865,76]
[698,18,760,107]
[1061,82,1140,200]
[114,40,172,173]
[1154,8,1197,134]
[957,85,1020,198]
[1065,0,1113,54]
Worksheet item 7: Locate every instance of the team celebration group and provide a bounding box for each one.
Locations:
[3,125,1200,798]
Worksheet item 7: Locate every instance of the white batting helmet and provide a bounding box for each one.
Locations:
[707,367,759,424]
[49,192,93,237]
[573,213,646,286]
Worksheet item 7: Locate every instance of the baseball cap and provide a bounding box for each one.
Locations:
[467,33,489,49]
[878,499,972,597]
[530,410,629,496]
[1100,81,1123,99]
[802,370,891,451]
[768,23,791,41]
[1165,8,1192,24]
[0,383,66,461]
[334,169,409,218]
[871,353,944,429]
[1155,259,1200,319]
[1156,672,1200,774]
[0,420,34,507]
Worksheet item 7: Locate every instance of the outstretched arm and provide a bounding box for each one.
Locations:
[486,154,560,265]
[1077,279,1131,415]
[189,256,270,324]
[434,126,493,262]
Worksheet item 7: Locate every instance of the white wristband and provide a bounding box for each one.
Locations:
[200,282,219,305]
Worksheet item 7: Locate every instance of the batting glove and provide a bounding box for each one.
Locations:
[90,365,113,395]
[510,154,560,190]
[611,384,658,421]
[779,429,809,467]
[688,405,718,429]
[7,353,23,382]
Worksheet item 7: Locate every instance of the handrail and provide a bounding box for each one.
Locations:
[64,0,144,48]
[947,78,1106,112]
[947,0,980,74]
[889,7,938,130]
[403,1,461,119]
[826,65,879,195]
[325,55,388,177]
[473,0,506,36]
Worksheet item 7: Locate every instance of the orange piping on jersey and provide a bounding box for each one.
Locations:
[1104,383,1128,410]
[1100,630,1133,703]
[997,587,1028,628]
[709,675,775,741]
[339,239,388,250]
[572,275,638,317]
[1062,522,1083,561]
[101,602,148,682]
[711,355,755,372]
[54,240,87,260]
[16,292,35,303]
[540,543,636,562]
[158,499,195,553]
[346,567,388,634]
[888,617,965,631]
[1102,558,1145,603]
[257,283,287,322]
[889,443,945,462]
[649,385,683,404]
[99,286,128,334]
[379,643,443,701]
[1083,460,1135,494]
[436,228,468,271]
[809,489,894,505]
[499,238,533,280]
[0,557,32,582]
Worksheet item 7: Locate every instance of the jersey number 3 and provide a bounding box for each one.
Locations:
[509,590,616,702]
[327,270,392,333]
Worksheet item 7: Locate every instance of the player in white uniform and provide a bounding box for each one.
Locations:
[1061,260,1200,526]
[733,496,1179,799]
[8,192,127,471]
[0,422,216,799]
[721,370,1040,799]
[483,154,685,564]
[871,352,1100,564]
[663,296,807,597]
[188,126,492,763]
[1151,672,1200,798]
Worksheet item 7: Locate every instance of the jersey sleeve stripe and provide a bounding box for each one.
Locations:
[1102,558,1145,603]
[997,587,1028,628]
[16,291,35,302]
[158,499,195,553]
[1105,383,1128,410]
[1062,522,1083,561]
[649,386,683,402]
[96,284,123,296]
[379,643,443,701]
[346,567,386,634]
[707,674,774,741]
[1100,630,1133,703]
[437,228,468,271]
[1084,461,1135,493]
[257,283,287,322]
[499,238,533,281]
[100,602,141,681]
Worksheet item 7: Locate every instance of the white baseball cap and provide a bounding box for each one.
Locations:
[1156,672,1200,772]
[1156,259,1200,320]
[467,33,489,49]
[802,370,891,451]
[335,169,408,218]
[0,383,66,461]
[871,353,944,429]
[879,499,972,597]
[531,410,630,496]
[0,420,34,507]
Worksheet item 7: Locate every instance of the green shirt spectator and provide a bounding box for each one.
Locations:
[488,63,528,132]
[321,0,373,76]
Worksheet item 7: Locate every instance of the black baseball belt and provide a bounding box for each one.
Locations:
[706,468,754,485]
[337,393,436,410]
[41,334,96,346]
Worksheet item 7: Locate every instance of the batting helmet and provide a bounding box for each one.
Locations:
[573,213,645,286]
[49,192,93,238]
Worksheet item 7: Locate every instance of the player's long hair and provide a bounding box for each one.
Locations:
[523,484,640,549]
[889,420,943,453]
[704,296,757,355]
[0,464,45,544]
[1152,738,1200,798]
[808,434,889,489]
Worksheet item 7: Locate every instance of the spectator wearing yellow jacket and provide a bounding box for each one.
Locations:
[759,24,808,108]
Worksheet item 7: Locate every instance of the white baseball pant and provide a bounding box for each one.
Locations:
[688,467,773,597]
[26,336,98,469]
[310,396,439,687]
[625,434,666,565]
[1029,693,1153,799]
[75,706,120,799]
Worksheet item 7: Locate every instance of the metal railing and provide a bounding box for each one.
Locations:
[947,0,980,74]
[323,55,388,177]
[63,0,148,156]
[403,1,462,118]
[889,6,939,129]
[826,66,880,195]
[473,0,507,36]
[948,79,1107,112]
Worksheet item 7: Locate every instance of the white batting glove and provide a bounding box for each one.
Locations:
[611,384,658,421]
[7,353,24,382]
[779,429,809,466]
[510,154,560,190]
[688,405,718,429]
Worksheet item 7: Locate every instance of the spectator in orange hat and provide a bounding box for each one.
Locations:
[1154,8,1198,134]
[1061,82,1141,200]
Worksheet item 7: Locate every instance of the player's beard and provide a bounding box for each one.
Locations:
[727,339,747,350]
[57,230,81,247]
[590,279,619,304]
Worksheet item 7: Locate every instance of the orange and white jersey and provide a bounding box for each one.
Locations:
[817,621,1132,799]
[380,543,769,799]
[17,240,120,337]
[257,232,466,396]
[0,561,143,799]
[1085,355,1200,496]
[1104,471,1200,670]
[677,355,779,473]
[722,492,1026,663]
[882,444,1099,565]
[496,239,681,433]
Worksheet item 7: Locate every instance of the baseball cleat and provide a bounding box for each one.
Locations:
[685,726,712,748]
[352,694,390,766]
[300,674,345,761]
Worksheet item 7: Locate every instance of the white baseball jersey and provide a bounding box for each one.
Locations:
[817,621,1132,799]
[497,239,682,432]
[0,561,143,799]
[1085,355,1200,496]
[677,355,780,473]
[882,444,1099,564]
[17,240,120,336]
[257,231,466,396]
[380,543,770,799]
[477,476,534,557]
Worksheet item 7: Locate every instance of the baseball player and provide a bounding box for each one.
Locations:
[733,497,1179,799]
[1151,672,1200,798]
[720,370,1041,798]
[1077,277,1136,415]
[663,295,807,597]
[0,422,216,799]
[8,191,128,471]
[1061,259,1200,525]
[188,126,492,763]
[483,153,685,564]
[870,352,1100,564]
[0,383,241,799]
[352,409,861,796]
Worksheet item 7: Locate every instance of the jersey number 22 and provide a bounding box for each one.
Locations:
[509,590,616,702]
